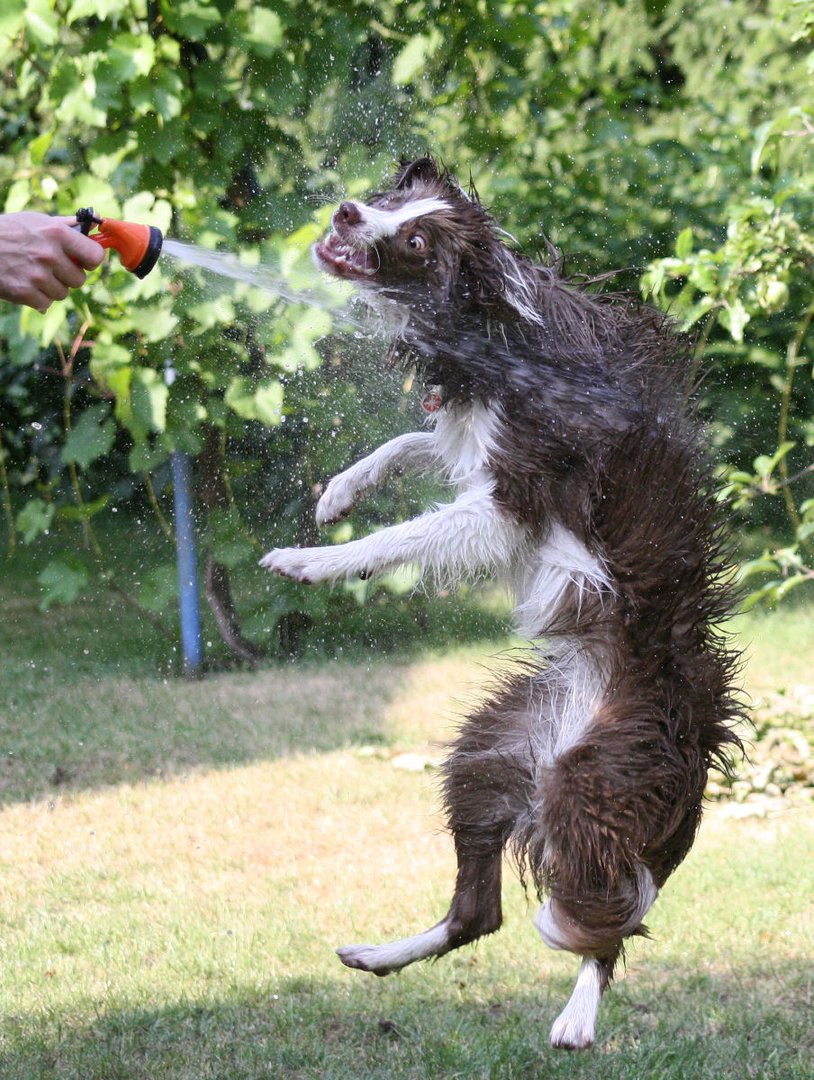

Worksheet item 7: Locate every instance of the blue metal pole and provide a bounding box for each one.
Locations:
[170,449,204,676]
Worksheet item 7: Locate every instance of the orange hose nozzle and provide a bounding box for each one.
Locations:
[75,209,164,278]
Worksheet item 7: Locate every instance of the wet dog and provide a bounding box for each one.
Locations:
[260,157,743,1049]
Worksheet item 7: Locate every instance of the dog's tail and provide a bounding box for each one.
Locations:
[535,863,658,956]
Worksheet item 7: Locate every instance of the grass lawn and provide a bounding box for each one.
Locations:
[0,571,813,1079]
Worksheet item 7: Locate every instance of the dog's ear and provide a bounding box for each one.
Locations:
[394,157,440,189]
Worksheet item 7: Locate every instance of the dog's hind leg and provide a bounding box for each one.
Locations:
[337,678,530,977]
[336,843,503,976]
[539,873,655,1050]
[547,949,621,1050]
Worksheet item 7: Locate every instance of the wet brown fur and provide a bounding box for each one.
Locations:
[325,157,744,1023]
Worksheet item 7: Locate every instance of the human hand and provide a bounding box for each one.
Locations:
[0,212,104,312]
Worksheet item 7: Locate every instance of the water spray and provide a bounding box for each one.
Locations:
[72,209,358,327]
[75,207,164,278]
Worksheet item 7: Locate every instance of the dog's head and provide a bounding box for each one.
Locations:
[314,157,508,310]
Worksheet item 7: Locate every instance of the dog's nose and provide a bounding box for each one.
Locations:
[335,201,362,227]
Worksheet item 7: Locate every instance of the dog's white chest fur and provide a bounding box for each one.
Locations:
[431,401,613,641]
[431,400,501,489]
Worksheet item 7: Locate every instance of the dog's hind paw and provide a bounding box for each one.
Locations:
[336,944,394,977]
[548,956,603,1050]
[548,1014,595,1051]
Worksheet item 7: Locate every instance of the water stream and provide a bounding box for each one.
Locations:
[161,238,359,326]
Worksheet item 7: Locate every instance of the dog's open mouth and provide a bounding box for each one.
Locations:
[313,231,377,281]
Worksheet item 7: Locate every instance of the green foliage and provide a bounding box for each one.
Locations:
[15,497,54,544]
[37,554,90,610]
[1,0,813,662]
[61,403,116,469]
[644,2,814,606]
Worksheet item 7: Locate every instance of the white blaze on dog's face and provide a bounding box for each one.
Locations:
[312,157,488,296]
[312,196,451,282]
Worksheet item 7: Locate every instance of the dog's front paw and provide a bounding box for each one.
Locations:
[315,477,356,527]
[259,547,320,585]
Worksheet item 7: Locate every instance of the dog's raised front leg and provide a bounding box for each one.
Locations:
[261,484,525,585]
[337,848,503,976]
[316,431,440,526]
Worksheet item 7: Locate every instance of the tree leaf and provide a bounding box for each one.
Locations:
[15,499,55,544]
[131,368,169,436]
[138,563,178,612]
[58,494,111,522]
[753,441,794,479]
[243,8,283,56]
[0,1,25,64]
[207,509,255,569]
[61,405,116,470]
[674,227,693,259]
[55,74,107,126]
[253,381,284,426]
[67,0,121,23]
[224,377,257,420]
[4,178,31,213]
[107,32,156,80]
[24,0,59,46]
[186,295,236,330]
[739,556,781,579]
[718,299,750,342]
[28,129,54,165]
[224,377,283,426]
[129,440,170,472]
[38,558,90,610]
[163,1,221,40]
[392,30,443,85]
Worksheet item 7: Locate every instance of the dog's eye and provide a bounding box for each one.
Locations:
[408,234,427,252]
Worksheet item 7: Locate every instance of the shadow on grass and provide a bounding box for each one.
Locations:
[1,961,812,1080]
[0,576,509,805]
[0,642,413,806]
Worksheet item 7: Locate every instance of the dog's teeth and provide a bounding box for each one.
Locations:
[322,234,374,276]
